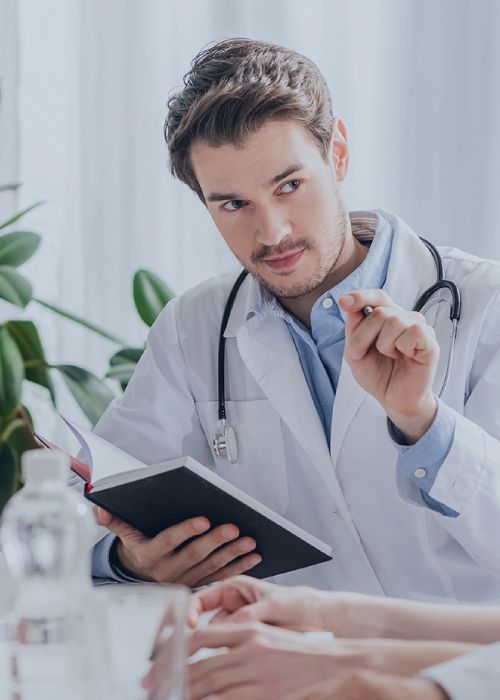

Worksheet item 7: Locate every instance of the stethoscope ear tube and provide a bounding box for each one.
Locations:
[415,239,461,321]
[414,280,461,321]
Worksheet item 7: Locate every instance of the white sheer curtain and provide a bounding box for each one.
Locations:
[1,0,500,429]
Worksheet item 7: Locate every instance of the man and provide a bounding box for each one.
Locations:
[91,38,500,600]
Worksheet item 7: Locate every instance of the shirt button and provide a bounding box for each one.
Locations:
[414,468,427,479]
[322,298,333,309]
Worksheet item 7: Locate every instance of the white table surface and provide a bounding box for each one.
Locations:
[0,553,336,698]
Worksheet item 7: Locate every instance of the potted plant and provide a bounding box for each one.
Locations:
[0,184,174,511]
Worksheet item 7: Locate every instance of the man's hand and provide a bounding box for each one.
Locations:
[96,508,261,585]
[339,290,440,443]
[285,669,449,700]
[186,574,329,630]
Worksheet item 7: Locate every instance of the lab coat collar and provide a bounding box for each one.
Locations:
[379,209,438,309]
[223,273,261,338]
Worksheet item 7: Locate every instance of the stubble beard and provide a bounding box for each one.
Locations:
[248,208,349,300]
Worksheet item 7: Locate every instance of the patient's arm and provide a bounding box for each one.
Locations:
[336,595,500,644]
[344,638,478,677]
[188,575,500,644]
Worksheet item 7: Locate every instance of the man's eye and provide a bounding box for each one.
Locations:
[223,200,246,212]
[280,179,301,194]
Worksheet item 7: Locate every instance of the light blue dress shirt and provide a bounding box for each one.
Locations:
[92,211,457,582]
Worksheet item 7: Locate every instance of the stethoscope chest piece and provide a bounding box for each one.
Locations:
[213,419,238,463]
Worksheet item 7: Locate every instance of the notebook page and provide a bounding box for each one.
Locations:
[61,416,146,482]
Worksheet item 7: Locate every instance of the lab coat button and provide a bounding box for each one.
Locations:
[414,468,427,479]
[322,297,333,309]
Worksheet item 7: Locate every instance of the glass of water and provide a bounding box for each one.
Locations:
[95,583,188,700]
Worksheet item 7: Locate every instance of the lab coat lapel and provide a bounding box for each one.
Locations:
[380,210,437,311]
[235,314,337,488]
[330,360,368,467]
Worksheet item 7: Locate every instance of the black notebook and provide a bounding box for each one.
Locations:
[35,417,332,580]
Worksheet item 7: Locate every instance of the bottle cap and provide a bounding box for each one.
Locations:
[21,449,69,483]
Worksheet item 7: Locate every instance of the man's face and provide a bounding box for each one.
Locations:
[190,118,350,299]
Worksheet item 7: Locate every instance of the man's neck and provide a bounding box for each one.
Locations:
[277,234,368,328]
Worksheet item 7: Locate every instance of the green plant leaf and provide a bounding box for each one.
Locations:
[5,416,38,458]
[105,363,137,383]
[0,442,18,513]
[33,298,127,345]
[0,201,44,231]
[107,347,143,391]
[0,267,32,308]
[0,184,22,193]
[0,326,24,414]
[133,269,174,327]
[0,231,41,267]
[52,364,114,426]
[7,321,56,404]
[109,347,144,366]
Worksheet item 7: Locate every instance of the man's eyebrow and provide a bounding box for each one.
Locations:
[206,163,305,203]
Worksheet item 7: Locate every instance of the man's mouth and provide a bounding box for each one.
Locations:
[262,248,305,271]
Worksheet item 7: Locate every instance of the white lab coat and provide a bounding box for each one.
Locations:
[421,643,500,699]
[94,210,500,601]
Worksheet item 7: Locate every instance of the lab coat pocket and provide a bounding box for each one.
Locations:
[195,399,289,514]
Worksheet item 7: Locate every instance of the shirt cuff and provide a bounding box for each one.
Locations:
[388,400,459,517]
[92,533,144,583]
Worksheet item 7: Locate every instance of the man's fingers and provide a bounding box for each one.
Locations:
[178,535,257,587]
[158,524,240,582]
[374,315,426,360]
[341,291,402,340]
[346,308,427,362]
[196,552,262,587]
[395,323,438,363]
[122,517,213,579]
[340,289,397,314]
[95,506,111,526]
[179,537,256,586]
[144,516,212,563]
[96,507,145,543]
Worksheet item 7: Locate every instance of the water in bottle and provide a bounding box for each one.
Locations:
[0,449,98,699]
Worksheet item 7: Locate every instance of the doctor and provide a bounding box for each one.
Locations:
[92,38,500,600]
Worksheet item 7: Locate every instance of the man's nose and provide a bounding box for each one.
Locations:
[255,206,293,247]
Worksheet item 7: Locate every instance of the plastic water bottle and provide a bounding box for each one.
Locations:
[0,449,98,699]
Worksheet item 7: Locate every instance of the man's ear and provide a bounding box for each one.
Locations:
[330,117,349,182]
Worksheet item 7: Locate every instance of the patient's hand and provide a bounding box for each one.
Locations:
[186,574,329,630]
[144,622,342,700]
[285,670,449,700]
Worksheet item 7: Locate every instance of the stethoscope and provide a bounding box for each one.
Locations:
[213,237,461,463]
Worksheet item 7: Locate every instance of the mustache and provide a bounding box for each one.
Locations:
[251,239,312,264]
